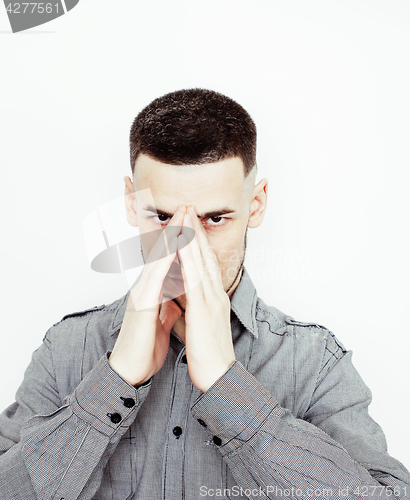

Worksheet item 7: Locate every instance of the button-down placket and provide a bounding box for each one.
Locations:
[162,346,193,499]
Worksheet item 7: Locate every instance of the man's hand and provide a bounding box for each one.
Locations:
[108,206,186,387]
[177,206,236,392]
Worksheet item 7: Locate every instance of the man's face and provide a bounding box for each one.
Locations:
[130,153,257,311]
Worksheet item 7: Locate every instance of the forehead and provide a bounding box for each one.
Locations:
[134,154,249,211]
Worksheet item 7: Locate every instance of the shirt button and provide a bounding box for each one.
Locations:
[197,419,207,427]
[121,397,136,408]
[181,354,187,363]
[108,413,122,424]
[213,436,222,446]
[173,426,183,437]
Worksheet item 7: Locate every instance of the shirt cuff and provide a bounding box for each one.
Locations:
[69,352,151,437]
[190,360,281,455]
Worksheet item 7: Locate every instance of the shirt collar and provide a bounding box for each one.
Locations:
[109,265,259,338]
[229,266,259,338]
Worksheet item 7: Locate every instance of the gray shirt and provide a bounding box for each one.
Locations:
[0,267,409,500]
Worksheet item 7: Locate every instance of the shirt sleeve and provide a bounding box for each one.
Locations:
[0,336,151,500]
[190,352,410,500]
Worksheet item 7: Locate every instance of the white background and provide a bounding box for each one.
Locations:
[0,0,409,469]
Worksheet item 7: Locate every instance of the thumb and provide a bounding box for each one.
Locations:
[160,299,182,334]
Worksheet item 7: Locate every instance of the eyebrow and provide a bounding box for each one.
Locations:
[143,205,236,219]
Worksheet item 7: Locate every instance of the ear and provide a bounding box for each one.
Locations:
[124,176,139,227]
[248,178,268,229]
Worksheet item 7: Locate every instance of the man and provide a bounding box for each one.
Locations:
[0,88,409,500]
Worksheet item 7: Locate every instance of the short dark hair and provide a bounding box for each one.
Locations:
[129,88,257,177]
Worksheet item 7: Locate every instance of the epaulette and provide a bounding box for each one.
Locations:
[59,304,106,322]
[284,316,329,330]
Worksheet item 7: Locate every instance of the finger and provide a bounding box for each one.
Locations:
[145,206,185,266]
[133,207,186,310]
[159,299,182,335]
[187,206,223,290]
[177,230,204,304]
[181,212,213,295]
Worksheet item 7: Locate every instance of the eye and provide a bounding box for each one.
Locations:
[150,213,228,227]
[206,216,226,226]
[151,214,170,225]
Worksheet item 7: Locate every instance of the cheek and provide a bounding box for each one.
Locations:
[212,237,245,270]
[209,223,246,262]
[138,222,163,260]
